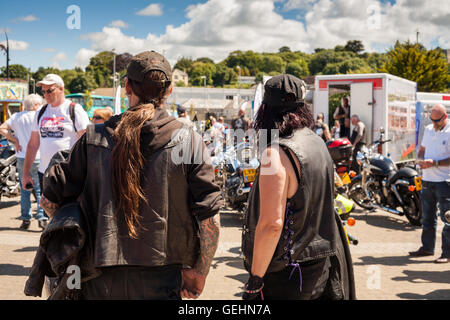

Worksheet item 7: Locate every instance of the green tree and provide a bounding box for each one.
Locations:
[285,60,309,78]
[323,57,373,74]
[189,62,216,86]
[213,63,237,87]
[225,50,262,75]
[0,64,29,80]
[279,46,291,53]
[309,49,356,75]
[68,73,97,93]
[85,51,115,87]
[260,55,286,74]
[174,57,194,73]
[196,57,215,64]
[84,91,93,113]
[380,40,449,92]
[344,40,365,54]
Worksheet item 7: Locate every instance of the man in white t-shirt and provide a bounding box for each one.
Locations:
[22,74,90,229]
[409,104,450,263]
[0,94,46,230]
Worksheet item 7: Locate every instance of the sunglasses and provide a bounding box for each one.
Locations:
[430,114,445,123]
[42,87,57,95]
[92,116,103,120]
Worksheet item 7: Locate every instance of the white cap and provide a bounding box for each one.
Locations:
[36,74,64,87]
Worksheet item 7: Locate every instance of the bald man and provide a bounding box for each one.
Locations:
[409,104,450,263]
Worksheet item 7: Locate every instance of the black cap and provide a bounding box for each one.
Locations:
[177,105,186,114]
[126,51,172,86]
[263,74,307,111]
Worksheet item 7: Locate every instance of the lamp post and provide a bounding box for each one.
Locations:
[236,66,241,102]
[201,75,207,116]
[0,32,10,79]
[30,78,35,94]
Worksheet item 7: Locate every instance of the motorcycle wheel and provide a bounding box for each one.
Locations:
[348,177,374,210]
[401,191,422,226]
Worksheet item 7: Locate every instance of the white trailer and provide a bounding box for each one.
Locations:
[313,73,417,163]
[415,92,450,151]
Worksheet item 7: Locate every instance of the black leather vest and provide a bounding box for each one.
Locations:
[79,124,201,268]
[242,128,338,274]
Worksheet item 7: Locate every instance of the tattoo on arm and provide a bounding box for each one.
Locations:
[40,195,60,218]
[194,215,220,276]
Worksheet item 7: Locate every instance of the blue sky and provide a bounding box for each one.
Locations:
[1,0,448,72]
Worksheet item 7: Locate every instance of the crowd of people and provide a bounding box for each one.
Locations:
[0,74,113,230]
[0,50,448,301]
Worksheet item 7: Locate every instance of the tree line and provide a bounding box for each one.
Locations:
[1,40,449,94]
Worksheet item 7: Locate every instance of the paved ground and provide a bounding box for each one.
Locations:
[0,197,449,300]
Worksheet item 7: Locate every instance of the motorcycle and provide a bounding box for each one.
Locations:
[347,129,422,226]
[211,141,259,214]
[327,138,356,194]
[0,139,20,201]
[334,169,358,245]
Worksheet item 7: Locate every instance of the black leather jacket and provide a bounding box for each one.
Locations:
[24,203,100,299]
[42,109,222,269]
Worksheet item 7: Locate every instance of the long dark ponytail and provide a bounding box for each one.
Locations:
[110,70,171,239]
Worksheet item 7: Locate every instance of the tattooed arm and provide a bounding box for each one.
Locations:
[40,194,60,218]
[181,215,220,299]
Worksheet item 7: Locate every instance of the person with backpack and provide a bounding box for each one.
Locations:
[0,94,46,230]
[21,74,90,229]
[38,51,222,299]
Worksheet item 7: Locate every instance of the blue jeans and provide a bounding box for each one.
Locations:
[420,181,450,258]
[16,158,46,221]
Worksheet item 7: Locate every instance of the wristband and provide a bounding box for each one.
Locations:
[245,275,264,293]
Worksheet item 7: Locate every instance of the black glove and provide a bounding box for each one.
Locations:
[242,275,264,301]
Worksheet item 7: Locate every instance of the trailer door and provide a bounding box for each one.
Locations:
[350,82,373,143]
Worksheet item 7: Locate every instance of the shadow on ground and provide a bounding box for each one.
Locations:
[14,246,38,253]
[0,264,30,276]
[0,200,20,210]
[354,255,433,267]
[392,270,450,285]
[397,289,450,300]
[352,210,420,232]
[0,227,41,234]
[211,246,245,271]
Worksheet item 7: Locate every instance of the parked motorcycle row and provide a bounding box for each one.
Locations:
[209,126,424,248]
[2,124,423,247]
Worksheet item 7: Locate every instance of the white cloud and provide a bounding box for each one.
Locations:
[0,40,29,51]
[137,3,163,16]
[16,15,39,22]
[109,20,129,28]
[75,0,450,69]
[51,52,68,69]
[74,48,98,69]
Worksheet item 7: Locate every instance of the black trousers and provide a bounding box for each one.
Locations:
[80,265,182,300]
[262,258,331,300]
